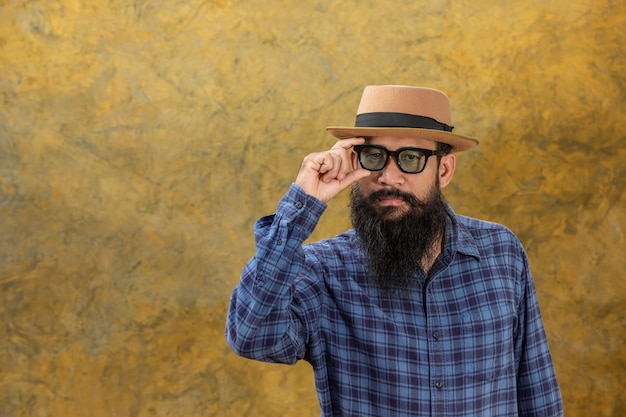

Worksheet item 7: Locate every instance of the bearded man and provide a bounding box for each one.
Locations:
[226,85,563,416]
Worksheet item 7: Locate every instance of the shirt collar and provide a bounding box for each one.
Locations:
[444,204,481,262]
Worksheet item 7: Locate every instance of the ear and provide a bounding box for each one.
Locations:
[438,153,456,188]
[350,149,360,170]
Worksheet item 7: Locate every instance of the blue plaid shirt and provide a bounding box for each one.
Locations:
[226,184,562,416]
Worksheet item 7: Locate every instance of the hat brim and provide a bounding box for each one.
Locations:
[326,127,479,153]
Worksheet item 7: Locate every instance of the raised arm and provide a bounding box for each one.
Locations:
[225,139,368,363]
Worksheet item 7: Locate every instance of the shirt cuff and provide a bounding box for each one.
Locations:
[276,183,327,224]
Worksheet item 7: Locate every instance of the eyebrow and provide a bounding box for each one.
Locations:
[360,142,439,152]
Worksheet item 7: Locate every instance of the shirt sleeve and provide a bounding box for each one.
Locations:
[225,183,327,364]
[515,249,564,416]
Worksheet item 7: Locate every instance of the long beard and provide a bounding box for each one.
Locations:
[349,182,448,296]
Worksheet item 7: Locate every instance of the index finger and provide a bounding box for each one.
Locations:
[330,137,366,150]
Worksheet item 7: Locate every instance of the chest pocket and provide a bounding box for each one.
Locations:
[462,305,515,381]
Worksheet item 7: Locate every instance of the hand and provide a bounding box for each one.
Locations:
[295,138,371,203]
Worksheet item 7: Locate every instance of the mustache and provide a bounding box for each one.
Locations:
[366,188,424,208]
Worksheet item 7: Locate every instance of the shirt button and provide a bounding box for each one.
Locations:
[277,239,283,245]
[435,381,443,389]
[432,331,440,340]
[295,201,303,209]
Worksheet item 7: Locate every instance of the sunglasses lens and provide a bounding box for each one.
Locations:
[397,149,426,173]
[359,146,387,171]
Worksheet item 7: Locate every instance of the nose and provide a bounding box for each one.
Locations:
[376,155,405,187]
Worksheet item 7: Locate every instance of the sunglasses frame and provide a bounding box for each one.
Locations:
[353,144,446,174]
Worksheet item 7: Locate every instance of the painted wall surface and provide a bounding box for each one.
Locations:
[1,1,624,416]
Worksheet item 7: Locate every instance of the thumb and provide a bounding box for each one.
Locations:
[339,168,372,189]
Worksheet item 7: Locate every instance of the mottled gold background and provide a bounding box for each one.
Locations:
[0,0,624,416]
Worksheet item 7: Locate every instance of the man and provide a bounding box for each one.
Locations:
[225,85,563,416]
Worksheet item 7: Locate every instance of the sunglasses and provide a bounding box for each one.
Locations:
[353,145,446,174]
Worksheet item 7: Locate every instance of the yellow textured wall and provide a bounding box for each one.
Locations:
[1,1,624,416]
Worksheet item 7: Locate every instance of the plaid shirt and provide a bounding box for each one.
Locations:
[226,184,562,417]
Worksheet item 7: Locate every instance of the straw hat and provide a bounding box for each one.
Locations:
[327,85,479,152]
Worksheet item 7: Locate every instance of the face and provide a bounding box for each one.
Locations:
[350,136,456,215]
[348,136,456,295]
